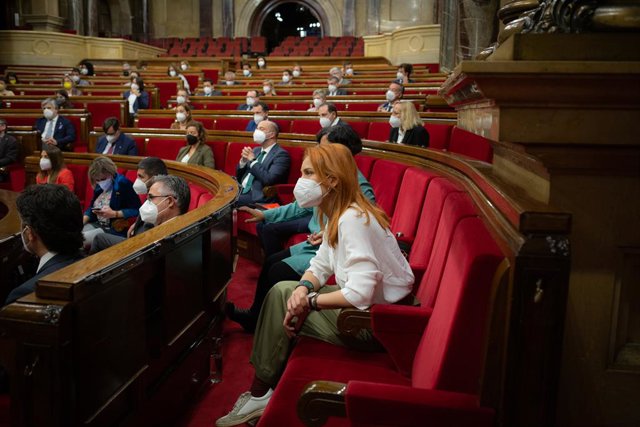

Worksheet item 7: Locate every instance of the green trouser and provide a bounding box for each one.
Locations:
[250,281,382,387]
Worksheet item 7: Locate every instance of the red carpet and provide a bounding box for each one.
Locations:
[177,256,261,427]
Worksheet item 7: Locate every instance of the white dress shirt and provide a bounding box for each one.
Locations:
[37,251,57,273]
[43,116,59,139]
[308,206,414,310]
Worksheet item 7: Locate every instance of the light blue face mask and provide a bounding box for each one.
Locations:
[98,178,113,192]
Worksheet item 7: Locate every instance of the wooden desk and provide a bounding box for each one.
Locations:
[0,190,19,240]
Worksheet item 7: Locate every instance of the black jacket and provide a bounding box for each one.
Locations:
[389,125,429,148]
[0,133,18,167]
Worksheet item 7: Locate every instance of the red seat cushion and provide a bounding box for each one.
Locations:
[425,123,453,150]
[188,183,207,211]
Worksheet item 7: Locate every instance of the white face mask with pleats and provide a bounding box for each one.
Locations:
[293,178,325,208]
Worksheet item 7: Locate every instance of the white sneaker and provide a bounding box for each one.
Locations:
[215,389,273,427]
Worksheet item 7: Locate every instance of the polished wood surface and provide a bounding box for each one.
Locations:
[0,190,20,241]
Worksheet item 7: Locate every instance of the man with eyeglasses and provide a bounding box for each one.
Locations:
[89,175,190,254]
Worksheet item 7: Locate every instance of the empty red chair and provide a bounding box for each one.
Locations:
[345,121,370,139]
[425,123,453,150]
[368,122,391,142]
[214,118,249,131]
[145,139,185,161]
[290,120,321,135]
[448,127,493,163]
[368,160,409,217]
[354,155,377,179]
[188,183,208,211]
[271,119,291,134]
[136,117,174,129]
[206,141,228,170]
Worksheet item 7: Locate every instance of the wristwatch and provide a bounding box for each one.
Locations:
[296,279,315,293]
[307,292,319,311]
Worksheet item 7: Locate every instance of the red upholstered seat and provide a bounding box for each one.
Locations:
[408,177,463,281]
[290,119,321,135]
[145,139,185,161]
[188,183,207,211]
[345,121,369,139]
[344,102,380,112]
[224,142,259,177]
[368,159,409,216]
[0,164,24,192]
[425,123,453,150]
[149,81,180,107]
[271,119,292,134]
[206,141,228,170]
[198,102,238,110]
[259,217,503,427]
[390,168,438,245]
[85,102,123,129]
[448,127,493,163]
[214,118,249,131]
[197,192,213,207]
[367,121,391,142]
[354,154,377,179]
[67,164,89,209]
[274,102,310,111]
[137,117,175,129]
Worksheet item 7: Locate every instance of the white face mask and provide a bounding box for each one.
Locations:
[133,178,148,195]
[282,75,290,83]
[258,60,265,67]
[169,70,177,77]
[313,98,323,108]
[71,75,80,83]
[139,198,169,225]
[243,69,251,77]
[253,129,267,144]
[43,108,55,120]
[263,85,271,93]
[345,68,353,76]
[181,64,188,70]
[106,134,117,143]
[176,112,187,122]
[40,158,52,171]
[328,84,337,93]
[386,90,396,102]
[246,97,256,106]
[176,95,186,104]
[203,86,213,95]
[396,71,404,80]
[226,80,234,86]
[319,117,332,128]
[389,115,401,128]
[293,70,301,78]
[130,83,139,91]
[97,178,112,192]
[81,68,89,75]
[21,225,33,254]
[294,177,325,208]
[253,114,264,124]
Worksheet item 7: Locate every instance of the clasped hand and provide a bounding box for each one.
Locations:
[241,146,256,162]
[283,286,310,338]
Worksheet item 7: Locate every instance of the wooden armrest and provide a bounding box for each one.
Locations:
[297,381,346,427]
[337,308,371,337]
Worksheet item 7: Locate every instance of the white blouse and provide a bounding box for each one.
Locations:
[181,153,190,163]
[307,206,414,310]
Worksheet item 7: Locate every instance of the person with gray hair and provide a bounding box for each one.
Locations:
[89,174,191,254]
[329,66,351,86]
[33,98,76,151]
[0,118,18,181]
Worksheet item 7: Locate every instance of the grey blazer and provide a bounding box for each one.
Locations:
[176,143,215,169]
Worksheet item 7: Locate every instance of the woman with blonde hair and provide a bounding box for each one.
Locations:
[261,79,277,97]
[176,121,215,169]
[170,103,193,130]
[216,143,414,427]
[388,100,429,147]
[36,145,74,192]
[307,88,327,112]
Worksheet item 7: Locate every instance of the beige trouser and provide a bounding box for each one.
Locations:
[250,280,382,387]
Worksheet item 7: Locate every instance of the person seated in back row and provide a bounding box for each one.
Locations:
[326,76,347,96]
[377,81,404,112]
[90,174,190,254]
[318,102,350,130]
[197,79,223,96]
[171,103,193,130]
[238,90,260,111]
[176,121,215,169]
[236,120,290,207]
[95,117,138,156]
[388,101,429,147]
[5,184,84,305]
[33,98,76,151]
[246,101,269,132]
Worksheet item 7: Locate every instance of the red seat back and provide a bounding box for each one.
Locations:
[367,122,391,142]
[354,154,377,179]
[390,168,438,243]
[425,123,453,150]
[345,121,369,139]
[290,119,321,135]
[273,102,309,111]
[214,117,248,131]
[283,145,305,183]
[67,164,89,208]
[368,159,409,217]
[448,127,493,162]
[188,183,207,211]
[412,217,503,394]
[137,117,174,129]
[206,141,228,170]
[224,142,259,176]
[85,103,123,129]
[145,139,185,161]
[271,119,291,134]
[197,192,213,207]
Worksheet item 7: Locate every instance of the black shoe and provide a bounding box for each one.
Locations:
[227,304,257,333]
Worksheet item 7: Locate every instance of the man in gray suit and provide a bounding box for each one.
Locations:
[236,120,291,207]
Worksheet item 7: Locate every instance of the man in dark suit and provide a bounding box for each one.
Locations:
[0,119,18,181]
[318,102,351,129]
[33,98,76,151]
[378,81,404,112]
[236,120,291,207]
[197,78,223,96]
[95,117,138,156]
[237,90,260,111]
[326,76,347,96]
[246,101,269,132]
[5,184,84,305]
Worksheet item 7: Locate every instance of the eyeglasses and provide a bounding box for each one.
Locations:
[147,194,174,201]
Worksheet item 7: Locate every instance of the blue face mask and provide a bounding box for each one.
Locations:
[98,178,113,192]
